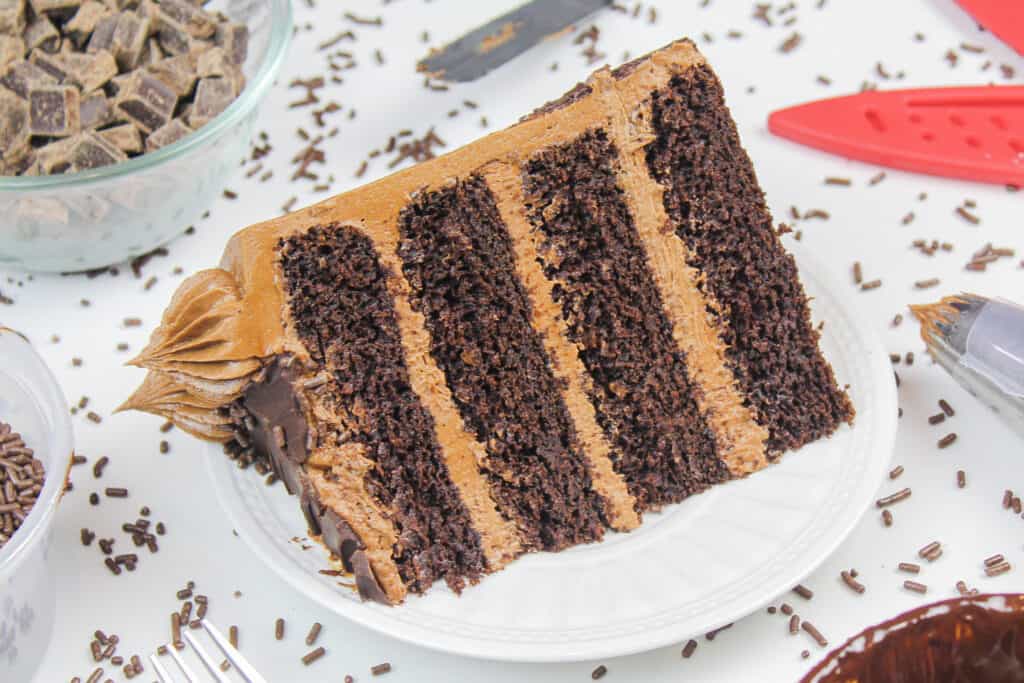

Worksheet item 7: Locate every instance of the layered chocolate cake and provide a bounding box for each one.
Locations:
[123,39,853,604]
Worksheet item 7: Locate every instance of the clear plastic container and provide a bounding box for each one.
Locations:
[0,327,73,680]
[0,0,293,273]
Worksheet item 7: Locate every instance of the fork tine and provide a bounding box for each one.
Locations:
[150,652,177,683]
[201,620,269,683]
[184,630,232,683]
[167,643,201,682]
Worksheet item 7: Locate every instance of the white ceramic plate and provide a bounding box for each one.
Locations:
[206,242,897,662]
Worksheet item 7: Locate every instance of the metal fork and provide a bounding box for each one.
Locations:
[150,620,267,683]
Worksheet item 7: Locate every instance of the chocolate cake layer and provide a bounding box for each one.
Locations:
[523,130,728,510]
[397,177,608,549]
[645,65,854,454]
[279,224,486,594]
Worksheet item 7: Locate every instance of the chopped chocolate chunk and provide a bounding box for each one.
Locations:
[145,117,189,151]
[28,85,79,136]
[187,75,231,128]
[158,0,216,40]
[1,59,57,98]
[24,14,59,53]
[98,121,141,153]
[65,2,110,47]
[78,90,111,129]
[86,14,118,54]
[214,22,247,65]
[146,53,198,97]
[63,50,118,93]
[0,0,26,36]
[71,131,126,170]
[110,12,151,70]
[28,49,67,82]
[0,34,22,69]
[154,13,192,56]
[0,88,30,161]
[115,71,176,133]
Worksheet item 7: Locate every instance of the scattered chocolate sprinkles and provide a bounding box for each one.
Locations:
[592,664,608,680]
[275,617,285,640]
[876,488,911,507]
[937,433,957,449]
[882,509,893,527]
[305,622,321,646]
[903,580,928,594]
[928,413,946,425]
[986,561,1012,577]
[889,465,904,479]
[705,623,733,640]
[302,646,326,665]
[938,399,955,417]
[898,562,920,574]
[984,554,1005,568]
[793,585,813,600]
[955,207,980,225]
[957,470,966,488]
[789,614,800,634]
[371,662,392,675]
[840,570,865,594]
[801,620,828,647]
[779,31,802,53]
[681,639,698,658]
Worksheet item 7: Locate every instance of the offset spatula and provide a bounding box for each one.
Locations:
[955,0,1024,55]
[768,85,1024,186]
[418,0,613,82]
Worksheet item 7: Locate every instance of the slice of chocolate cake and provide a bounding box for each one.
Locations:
[123,39,853,605]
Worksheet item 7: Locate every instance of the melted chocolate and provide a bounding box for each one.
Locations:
[242,361,390,604]
[804,595,1024,683]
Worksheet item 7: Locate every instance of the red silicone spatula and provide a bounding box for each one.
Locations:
[767,85,1024,186]
[955,0,1024,55]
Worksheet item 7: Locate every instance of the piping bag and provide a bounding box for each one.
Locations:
[911,294,1024,437]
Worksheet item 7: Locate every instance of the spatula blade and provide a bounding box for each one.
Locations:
[418,0,613,82]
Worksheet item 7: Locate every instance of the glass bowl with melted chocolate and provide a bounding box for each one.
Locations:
[802,594,1024,683]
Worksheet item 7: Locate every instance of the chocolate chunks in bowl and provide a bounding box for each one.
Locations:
[0,0,249,177]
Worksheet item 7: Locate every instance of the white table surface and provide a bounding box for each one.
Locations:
[4,0,1022,680]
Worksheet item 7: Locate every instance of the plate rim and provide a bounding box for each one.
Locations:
[205,241,897,662]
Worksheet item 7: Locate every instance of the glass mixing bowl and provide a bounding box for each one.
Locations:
[0,0,293,273]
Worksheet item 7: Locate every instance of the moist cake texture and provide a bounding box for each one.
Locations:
[123,39,854,604]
